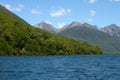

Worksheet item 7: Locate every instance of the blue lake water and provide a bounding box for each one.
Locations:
[0,54,120,80]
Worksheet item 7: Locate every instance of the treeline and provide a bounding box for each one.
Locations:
[0,27,102,55]
[0,4,102,55]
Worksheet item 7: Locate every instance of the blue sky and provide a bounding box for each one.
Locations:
[0,0,120,28]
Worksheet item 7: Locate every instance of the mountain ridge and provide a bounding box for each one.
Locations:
[58,22,120,53]
[35,22,120,38]
[35,21,120,53]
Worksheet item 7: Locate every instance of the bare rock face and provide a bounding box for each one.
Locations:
[35,22,57,33]
[102,24,120,38]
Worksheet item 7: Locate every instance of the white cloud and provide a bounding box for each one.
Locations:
[110,0,120,2]
[50,8,71,17]
[45,21,52,25]
[3,4,12,10]
[3,3,24,12]
[31,10,40,14]
[90,10,96,16]
[87,18,93,22]
[57,22,66,29]
[89,0,96,4]
[15,4,24,12]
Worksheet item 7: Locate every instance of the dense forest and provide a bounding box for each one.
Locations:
[0,5,102,55]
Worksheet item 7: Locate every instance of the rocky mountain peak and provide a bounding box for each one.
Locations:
[35,22,57,33]
[67,21,82,29]
[35,22,50,28]
[82,23,91,27]
[82,23,99,30]
[103,24,120,37]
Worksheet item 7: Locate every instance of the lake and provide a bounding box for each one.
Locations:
[0,54,120,80]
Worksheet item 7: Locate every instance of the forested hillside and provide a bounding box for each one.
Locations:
[0,5,102,55]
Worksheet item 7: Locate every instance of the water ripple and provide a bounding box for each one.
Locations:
[0,54,120,80]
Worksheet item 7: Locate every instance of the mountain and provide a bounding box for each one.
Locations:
[65,21,82,29]
[58,22,99,31]
[58,22,120,53]
[0,4,102,55]
[35,22,57,33]
[102,24,120,38]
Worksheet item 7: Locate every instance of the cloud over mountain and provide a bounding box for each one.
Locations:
[57,22,66,29]
[2,3,24,12]
[50,8,71,17]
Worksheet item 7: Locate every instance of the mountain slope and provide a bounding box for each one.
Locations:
[0,4,102,55]
[58,22,120,53]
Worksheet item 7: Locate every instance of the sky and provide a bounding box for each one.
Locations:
[0,0,120,28]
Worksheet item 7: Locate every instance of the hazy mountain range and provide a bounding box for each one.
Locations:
[35,22,120,53]
[35,22,120,38]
